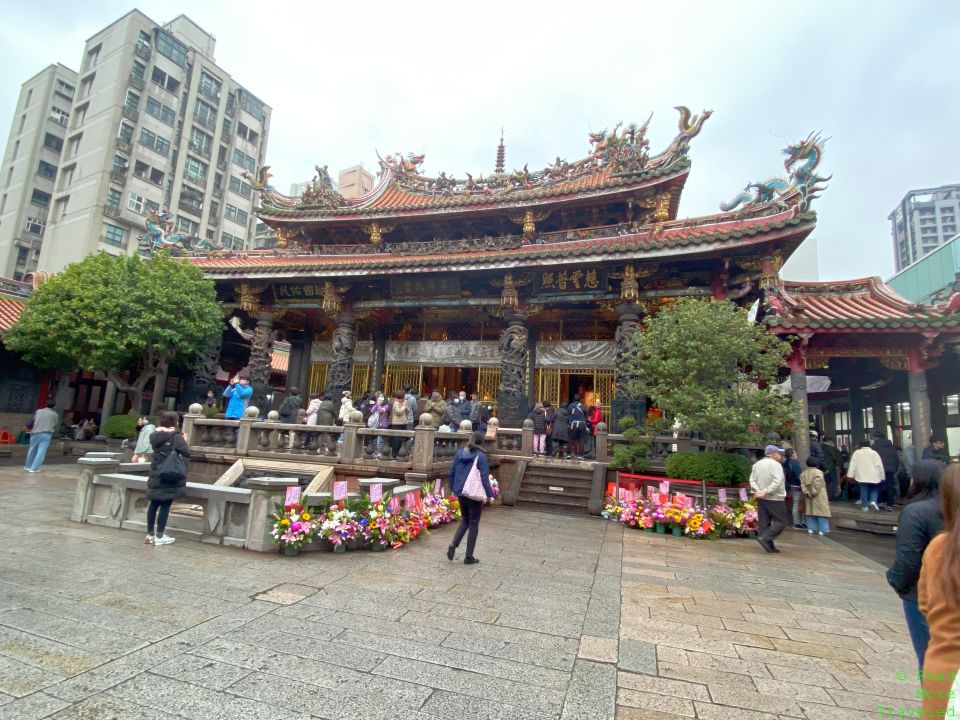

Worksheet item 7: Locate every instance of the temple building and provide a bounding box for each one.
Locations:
[175,107,960,457]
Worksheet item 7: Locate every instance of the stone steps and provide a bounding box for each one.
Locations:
[516,465,595,515]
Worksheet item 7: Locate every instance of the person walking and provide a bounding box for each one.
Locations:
[145,411,190,546]
[917,463,960,718]
[800,457,831,535]
[131,416,156,463]
[446,431,493,564]
[848,438,885,512]
[552,403,571,458]
[784,448,805,529]
[528,403,548,456]
[24,399,58,473]
[749,445,789,553]
[886,460,944,671]
[222,371,253,420]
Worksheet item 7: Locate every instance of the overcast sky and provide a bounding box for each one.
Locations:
[1,1,957,281]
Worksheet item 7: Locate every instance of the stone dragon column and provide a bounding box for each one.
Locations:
[248,312,275,414]
[497,314,529,428]
[612,303,646,430]
[325,312,357,397]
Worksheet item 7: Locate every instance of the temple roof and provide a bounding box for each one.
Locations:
[193,205,815,278]
[765,277,960,331]
[0,294,24,335]
[253,108,713,224]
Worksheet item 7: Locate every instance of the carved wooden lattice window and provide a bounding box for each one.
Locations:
[351,364,371,397]
[477,368,501,413]
[384,365,423,397]
[308,363,328,396]
[535,368,561,409]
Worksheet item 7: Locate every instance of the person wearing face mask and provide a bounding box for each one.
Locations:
[368,393,390,459]
[458,391,472,423]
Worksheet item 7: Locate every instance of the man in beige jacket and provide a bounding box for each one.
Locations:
[847,438,885,512]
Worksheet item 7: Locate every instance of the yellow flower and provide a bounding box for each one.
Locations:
[301,512,311,521]
[280,518,290,526]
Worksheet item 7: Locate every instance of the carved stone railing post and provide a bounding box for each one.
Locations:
[497,313,529,428]
[243,476,289,552]
[236,406,258,455]
[182,403,202,444]
[73,457,121,523]
[595,421,609,463]
[325,311,356,397]
[341,410,363,461]
[249,312,275,414]
[612,303,646,431]
[521,418,534,457]
[412,413,437,472]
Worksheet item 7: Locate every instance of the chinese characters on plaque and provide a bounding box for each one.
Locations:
[536,269,606,294]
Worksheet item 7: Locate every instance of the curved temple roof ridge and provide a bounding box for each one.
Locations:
[253,106,713,215]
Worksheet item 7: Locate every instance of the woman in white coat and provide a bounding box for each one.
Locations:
[847,438,885,512]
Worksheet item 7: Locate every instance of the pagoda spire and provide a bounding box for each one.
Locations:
[494,128,505,175]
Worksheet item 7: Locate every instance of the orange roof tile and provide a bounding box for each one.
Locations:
[0,295,24,334]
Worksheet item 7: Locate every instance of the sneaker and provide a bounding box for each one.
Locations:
[144,535,155,545]
[818,531,825,536]
[154,535,175,546]
[464,557,479,565]
[869,502,880,512]
[862,506,870,513]
[446,545,455,561]
[27,469,39,473]
[808,530,814,535]
[793,524,805,530]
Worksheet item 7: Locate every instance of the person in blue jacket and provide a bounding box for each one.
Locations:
[447,431,493,564]
[222,371,253,419]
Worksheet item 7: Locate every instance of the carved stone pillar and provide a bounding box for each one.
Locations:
[612,304,646,430]
[183,330,224,410]
[325,312,356,397]
[908,368,932,457]
[372,326,387,392]
[497,313,529,428]
[789,353,810,464]
[249,312,275,414]
[298,325,314,395]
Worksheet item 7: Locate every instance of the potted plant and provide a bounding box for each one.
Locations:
[270,500,316,556]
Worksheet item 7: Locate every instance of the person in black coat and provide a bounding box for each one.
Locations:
[528,404,548,455]
[446,432,493,564]
[886,460,944,669]
[551,405,571,458]
[872,433,901,509]
[146,411,190,546]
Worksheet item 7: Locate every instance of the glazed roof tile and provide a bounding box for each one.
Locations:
[766,277,960,331]
[193,207,813,277]
[0,294,24,334]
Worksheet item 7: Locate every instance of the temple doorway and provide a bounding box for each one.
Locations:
[421,367,479,398]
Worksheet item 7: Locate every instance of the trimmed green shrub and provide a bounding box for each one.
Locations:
[101,414,157,439]
[665,451,751,486]
[102,414,140,439]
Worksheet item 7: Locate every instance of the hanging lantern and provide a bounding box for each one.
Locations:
[321,281,341,313]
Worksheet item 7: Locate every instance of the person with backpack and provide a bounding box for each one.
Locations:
[568,395,588,459]
[145,411,190,546]
[278,387,302,424]
[552,403,571,458]
[446,431,493,564]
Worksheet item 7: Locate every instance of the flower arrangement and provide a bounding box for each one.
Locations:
[488,475,500,499]
[602,492,756,541]
[319,503,359,548]
[420,485,462,527]
[270,500,317,551]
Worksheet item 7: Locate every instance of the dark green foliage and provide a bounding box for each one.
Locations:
[665,451,752,486]
[102,414,142,439]
[5,252,223,410]
[609,416,651,472]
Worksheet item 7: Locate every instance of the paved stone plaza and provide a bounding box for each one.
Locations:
[0,462,918,719]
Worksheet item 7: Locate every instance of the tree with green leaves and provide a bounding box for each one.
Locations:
[623,297,795,449]
[5,252,223,412]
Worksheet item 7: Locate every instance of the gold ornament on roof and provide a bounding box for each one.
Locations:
[321,281,342,313]
[238,282,267,313]
[361,222,396,245]
[509,209,550,240]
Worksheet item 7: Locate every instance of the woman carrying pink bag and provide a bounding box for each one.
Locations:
[446,431,493,564]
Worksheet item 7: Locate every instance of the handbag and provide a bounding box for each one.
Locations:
[367,411,380,429]
[157,440,188,484]
[460,455,487,501]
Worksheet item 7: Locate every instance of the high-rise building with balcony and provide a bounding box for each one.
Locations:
[0,64,78,279]
[890,184,960,272]
[12,11,272,273]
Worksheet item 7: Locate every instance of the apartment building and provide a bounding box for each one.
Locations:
[30,11,270,272]
[889,184,960,272]
[337,164,374,199]
[0,64,78,279]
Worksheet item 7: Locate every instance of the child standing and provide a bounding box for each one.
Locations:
[800,457,831,535]
[528,403,547,455]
